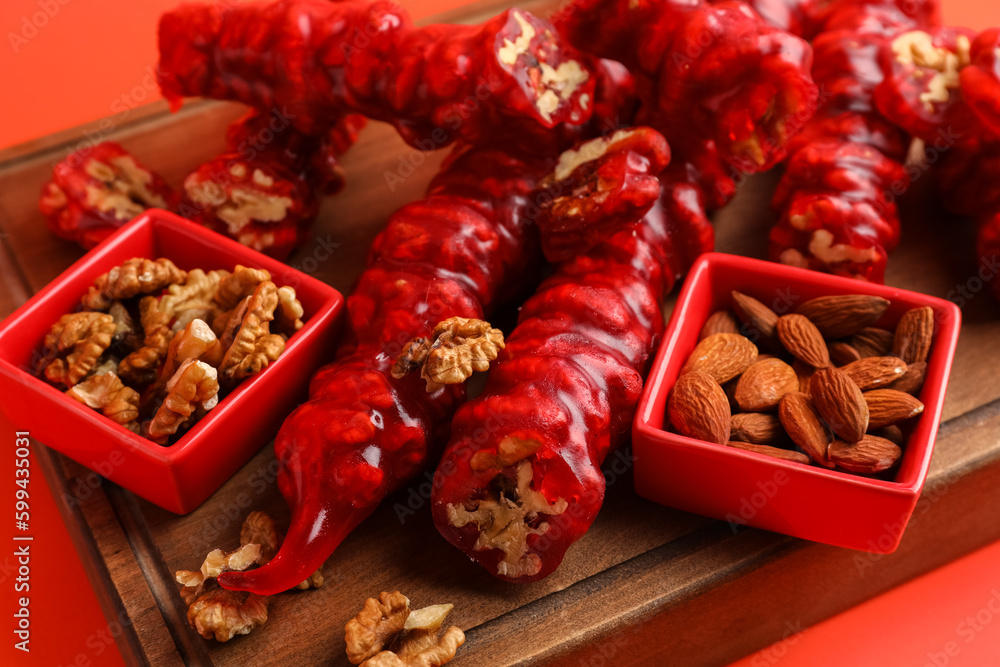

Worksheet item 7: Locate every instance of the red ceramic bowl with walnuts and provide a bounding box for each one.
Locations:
[632,252,962,553]
[0,210,343,514]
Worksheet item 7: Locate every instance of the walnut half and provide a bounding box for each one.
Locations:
[446,460,568,579]
[391,317,504,392]
[345,592,465,667]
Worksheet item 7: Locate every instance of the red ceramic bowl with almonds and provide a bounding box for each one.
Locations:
[0,210,344,514]
[632,252,961,553]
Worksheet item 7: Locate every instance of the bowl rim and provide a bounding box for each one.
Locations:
[633,251,963,496]
[0,209,343,464]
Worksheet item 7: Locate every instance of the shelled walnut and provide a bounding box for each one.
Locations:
[392,317,505,392]
[175,511,325,643]
[345,592,465,667]
[37,257,304,445]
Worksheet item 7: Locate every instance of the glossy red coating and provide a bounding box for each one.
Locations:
[157,0,595,151]
[632,253,961,553]
[217,145,553,596]
[0,210,344,514]
[39,142,180,249]
[536,127,671,262]
[874,26,980,142]
[178,110,365,260]
[553,0,818,173]
[961,28,1000,135]
[431,130,714,583]
[762,0,935,282]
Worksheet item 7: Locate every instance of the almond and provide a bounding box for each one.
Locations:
[828,435,901,473]
[792,359,815,394]
[810,367,869,442]
[886,361,927,395]
[779,392,833,467]
[848,327,894,358]
[699,310,741,340]
[874,425,904,445]
[864,389,925,428]
[728,440,811,465]
[668,371,731,444]
[680,333,758,384]
[795,294,891,339]
[731,413,785,445]
[892,306,934,364]
[828,342,862,367]
[777,314,831,368]
[731,290,779,347]
[734,358,799,412]
[840,356,908,391]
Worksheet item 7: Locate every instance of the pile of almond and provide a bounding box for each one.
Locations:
[667,291,934,476]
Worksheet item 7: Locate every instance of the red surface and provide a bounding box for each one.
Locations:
[633,252,961,552]
[1,0,999,666]
[0,211,344,514]
[730,538,1000,667]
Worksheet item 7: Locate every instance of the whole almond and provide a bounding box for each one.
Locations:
[810,367,869,442]
[892,306,934,364]
[731,413,785,445]
[849,327,894,358]
[828,435,902,473]
[728,441,811,465]
[680,333,758,384]
[734,358,799,412]
[668,372,731,444]
[731,291,779,347]
[792,359,816,394]
[795,294,891,339]
[874,425,904,445]
[699,310,741,340]
[886,361,927,395]
[840,356,908,391]
[779,391,833,467]
[864,389,925,428]
[777,314,831,368]
[828,342,862,367]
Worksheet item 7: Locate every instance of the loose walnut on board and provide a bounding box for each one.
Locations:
[345,592,465,667]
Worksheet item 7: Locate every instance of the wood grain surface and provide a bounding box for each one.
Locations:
[1,2,999,666]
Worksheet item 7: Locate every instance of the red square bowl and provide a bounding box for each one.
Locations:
[0,210,343,514]
[632,252,961,552]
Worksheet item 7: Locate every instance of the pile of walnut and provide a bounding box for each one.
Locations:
[37,258,303,444]
[667,292,932,476]
[176,511,322,642]
[345,591,465,667]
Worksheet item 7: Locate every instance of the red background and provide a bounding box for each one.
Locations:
[1,1,1000,666]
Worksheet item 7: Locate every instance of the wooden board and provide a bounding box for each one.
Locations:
[2,2,1000,665]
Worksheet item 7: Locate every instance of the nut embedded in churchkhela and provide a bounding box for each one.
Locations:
[345,591,465,667]
[446,461,568,579]
[392,317,505,392]
[39,312,116,387]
